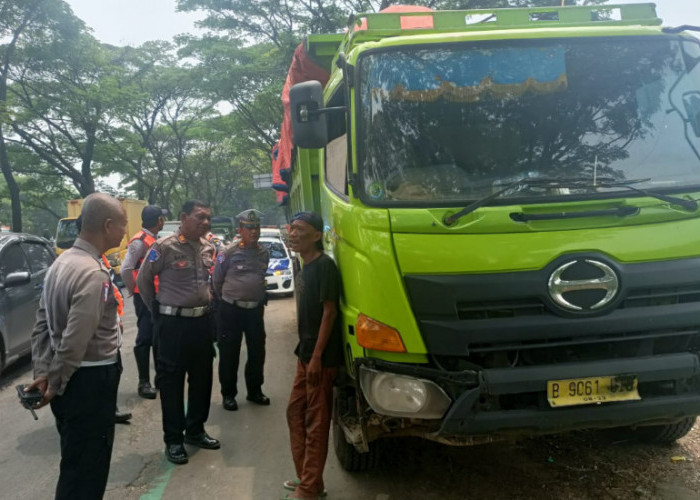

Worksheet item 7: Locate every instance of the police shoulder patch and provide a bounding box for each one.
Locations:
[216,253,226,264]
[148,248,161,262]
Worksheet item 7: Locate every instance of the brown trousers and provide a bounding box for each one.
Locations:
[286,359,337,498]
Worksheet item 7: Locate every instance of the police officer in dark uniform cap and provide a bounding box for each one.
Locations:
[213,209,270,411]
[137,199,220,465]
[122,205,164,399]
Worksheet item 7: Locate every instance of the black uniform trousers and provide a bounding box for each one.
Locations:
[134,293,157,353]
[217,301,266,399]
[155,313,214,445]
[50,362,120,500]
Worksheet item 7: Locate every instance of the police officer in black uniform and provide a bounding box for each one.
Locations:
[137,199,220,465]
[122,205,164,399]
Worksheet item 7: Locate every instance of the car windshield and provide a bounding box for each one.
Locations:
[56,219,78,249]
[357,37,700,205]
[159,222,180,239]
[260,240,288,259]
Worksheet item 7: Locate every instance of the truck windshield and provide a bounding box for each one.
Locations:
[357,37,700,205]
[55,219,78,250]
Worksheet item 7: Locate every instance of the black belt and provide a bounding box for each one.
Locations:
[223,298,260,309]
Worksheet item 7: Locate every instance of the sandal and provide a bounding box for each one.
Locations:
[282,478,327,497]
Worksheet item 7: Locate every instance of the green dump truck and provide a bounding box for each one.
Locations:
[281,3,700,470]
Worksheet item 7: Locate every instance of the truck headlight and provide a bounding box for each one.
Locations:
[359,367,452,419]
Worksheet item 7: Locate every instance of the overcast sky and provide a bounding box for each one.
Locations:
[64,0,699,47]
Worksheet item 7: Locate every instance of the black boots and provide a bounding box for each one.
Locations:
[138,381,157,399]
[134,345,157,399]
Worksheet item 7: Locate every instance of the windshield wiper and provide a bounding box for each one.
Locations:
[596,180,698,211]
[443,177,698,226]
[443,177,610,226]
[511,206,639,222]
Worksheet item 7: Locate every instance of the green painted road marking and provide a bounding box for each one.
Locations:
[139,461,174,500]
[139,399,189,499]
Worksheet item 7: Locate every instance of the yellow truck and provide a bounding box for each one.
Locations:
[55,198,147,277]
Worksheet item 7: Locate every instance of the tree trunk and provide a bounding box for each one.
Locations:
[0,66,21,231]
[79,127,97,196]
[0,132,22,231]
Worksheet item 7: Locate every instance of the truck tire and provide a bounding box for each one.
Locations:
[632,417,696,444]
[332,418,380,472]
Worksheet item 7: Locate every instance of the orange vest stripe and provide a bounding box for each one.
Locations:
[128,230,158,294]
[101,255,124,317]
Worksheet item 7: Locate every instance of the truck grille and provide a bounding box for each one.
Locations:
[404,256,700,369]
[457,284,700,320]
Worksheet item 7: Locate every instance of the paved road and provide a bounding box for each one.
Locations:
[2,297,700,499]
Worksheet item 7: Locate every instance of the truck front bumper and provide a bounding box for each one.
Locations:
[357,352,700,439]
[440,352,700,436]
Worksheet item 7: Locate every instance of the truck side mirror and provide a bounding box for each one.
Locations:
[682,91,700,137]
[290,81,328,148]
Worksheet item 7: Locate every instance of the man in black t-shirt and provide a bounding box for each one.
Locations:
[284,212,342,500]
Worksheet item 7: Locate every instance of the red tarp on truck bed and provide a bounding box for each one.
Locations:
[271,42,330,204]
[271,5,434,204]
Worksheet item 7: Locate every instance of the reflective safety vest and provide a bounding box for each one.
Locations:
[128,230,157,294]
[101,255,124,317]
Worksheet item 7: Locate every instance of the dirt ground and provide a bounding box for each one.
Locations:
[361,420,700,499]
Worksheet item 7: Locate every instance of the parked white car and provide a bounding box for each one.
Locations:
[259,237,294,296]
[260,227,283,241]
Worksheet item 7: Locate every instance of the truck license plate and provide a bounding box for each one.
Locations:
[547,375,640,407]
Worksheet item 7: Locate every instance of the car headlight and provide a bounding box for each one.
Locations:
[359,367,452,419]
[274,269,293,276]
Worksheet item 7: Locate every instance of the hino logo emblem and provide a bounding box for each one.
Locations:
[548,259,619,311]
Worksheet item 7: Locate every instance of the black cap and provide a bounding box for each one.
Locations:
[236,209,263,227]
[292,212,323,232]
[141,205,163,227]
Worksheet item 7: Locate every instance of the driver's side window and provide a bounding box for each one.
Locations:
[0,243,30,280]
[325,133,348,196]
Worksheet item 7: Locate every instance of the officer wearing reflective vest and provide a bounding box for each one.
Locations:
[136,199,220,465]
[121,205,164,399]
